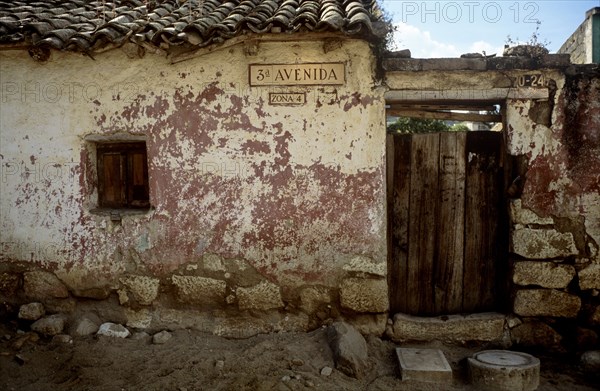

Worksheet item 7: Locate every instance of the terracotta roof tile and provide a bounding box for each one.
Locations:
[0,0,381,51]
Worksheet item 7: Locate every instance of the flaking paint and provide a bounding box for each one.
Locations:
[0,39,387,294]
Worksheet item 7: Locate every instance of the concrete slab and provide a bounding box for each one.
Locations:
[396,348,453,383]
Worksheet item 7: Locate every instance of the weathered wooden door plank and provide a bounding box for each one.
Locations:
[435,132,466,313]
[407,133,439,315]
[389,135,411,313]
[463,132,502,312]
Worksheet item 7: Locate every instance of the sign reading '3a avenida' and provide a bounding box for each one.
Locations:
[249,63,345,86]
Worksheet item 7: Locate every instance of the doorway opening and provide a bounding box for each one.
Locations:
[386,100,509,316]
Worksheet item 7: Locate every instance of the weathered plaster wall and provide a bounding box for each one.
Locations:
[507,66,600,350]
[0,38,388,334]
[385,63,600,350]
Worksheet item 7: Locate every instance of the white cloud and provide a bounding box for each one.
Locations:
[392,23,505,58]
[467,40,506,57]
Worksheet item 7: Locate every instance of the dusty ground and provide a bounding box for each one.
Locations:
[0,323,598,391]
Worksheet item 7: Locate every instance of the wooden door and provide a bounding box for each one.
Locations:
[388,131,506,315]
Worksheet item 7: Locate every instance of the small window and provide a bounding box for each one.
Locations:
[96,142,149,209]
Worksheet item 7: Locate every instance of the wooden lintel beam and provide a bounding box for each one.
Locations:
[388,104,498,112]
[387,109,502,123]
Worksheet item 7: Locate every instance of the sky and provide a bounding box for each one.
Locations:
[380,0,600,57]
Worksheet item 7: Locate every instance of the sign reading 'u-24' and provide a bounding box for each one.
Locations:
[249,63,345,86]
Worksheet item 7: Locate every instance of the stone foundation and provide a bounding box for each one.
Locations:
[0,260,389,338]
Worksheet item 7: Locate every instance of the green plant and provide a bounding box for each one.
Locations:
[387,117,452,134]
[506,21,549,46]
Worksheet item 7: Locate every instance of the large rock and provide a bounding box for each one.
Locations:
[578,262,600,290]
[236,281,283,311]
[513,289,581,318]
[31,314,66,336]
[18,302,45,321]
[511,228,578,259]
[120,275,160,305]
[512,261,575,288]
[24,271,69,300]
[510,321,563,351]
[172,275,226,306]
[97,322,130,338]
[327,321,369,379]
[386,312,505,343]
[339,278,388,313]
[69,314,101,337]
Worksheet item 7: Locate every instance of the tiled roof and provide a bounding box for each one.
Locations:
[0,0,381,52]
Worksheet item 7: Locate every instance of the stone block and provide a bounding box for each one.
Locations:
[513,289,581,317]
[69,314,100,337]
[31,314,66,336]
[510,321,563,350]
[236,281,283,311]
[340,278,388,313]
[386,312,505,343]
[513,261,575,288]
[24,271,69,300]
[124,308,152,329]
[396,348,452,383]
[0,272,21,295]
[18,302,45,321]
[299,286,331,314]
[510,199,553,225]
[343,313,387,336]
[511,228,578,259]
[342,256,386,277]
[579,262,600,290]
[120,275,160,305]
[172,275,226,306]
[327,321,369,379]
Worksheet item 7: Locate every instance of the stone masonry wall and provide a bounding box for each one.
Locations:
[0,38,388,337]
[558,15,592,64]
[506,65,600,351]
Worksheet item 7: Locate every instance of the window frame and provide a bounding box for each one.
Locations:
[96,141,150,210]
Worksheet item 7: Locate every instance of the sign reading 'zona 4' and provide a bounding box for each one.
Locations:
[249,63,345,86]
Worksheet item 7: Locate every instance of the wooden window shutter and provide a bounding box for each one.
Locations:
[128,150,150,207]
[97,142,149,209]
[98,152,125,207]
